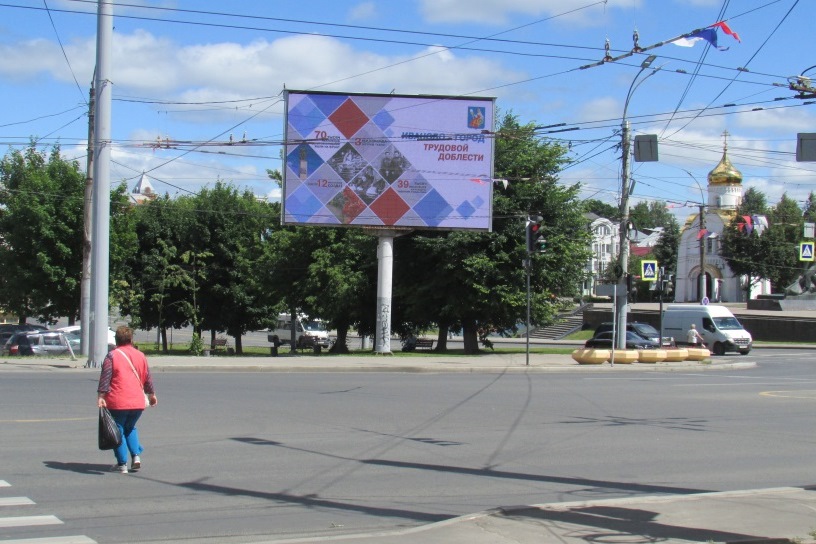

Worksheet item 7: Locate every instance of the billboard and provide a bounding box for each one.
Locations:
[283,91,495,231]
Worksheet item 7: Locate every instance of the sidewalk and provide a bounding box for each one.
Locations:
[0,347,762,373]
[273,486,816,544]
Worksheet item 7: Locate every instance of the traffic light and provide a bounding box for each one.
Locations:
[525,218,546,253]
[659,274,674,300]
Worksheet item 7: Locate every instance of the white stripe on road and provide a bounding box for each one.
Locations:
[0,515,62,528]
[0,497,35,506]
[0,537,96,544]
[0,480,10,487]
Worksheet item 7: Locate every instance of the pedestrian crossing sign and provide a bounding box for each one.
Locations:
[641,260,658,282]
[800,242,815,262]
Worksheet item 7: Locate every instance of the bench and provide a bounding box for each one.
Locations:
[414,338,434,350]
[211,338,229,352]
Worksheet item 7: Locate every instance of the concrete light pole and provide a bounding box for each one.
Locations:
[89,0,113,366]
[615,54,658,350]
[684,170,707,302]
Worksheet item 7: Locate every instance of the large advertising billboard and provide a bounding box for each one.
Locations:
[283,91,495,231]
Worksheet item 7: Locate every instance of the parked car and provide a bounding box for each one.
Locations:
[57,325,116,350]
[269,314,332,349]
[585,331,660,350]
[594,321,674,347]
[0,323,48,347]
[2,330,73,356]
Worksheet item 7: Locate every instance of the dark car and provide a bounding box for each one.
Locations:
[594,321,674,347]
[0,323,48,347]
[585,331,660,350]
[2,330,72,356]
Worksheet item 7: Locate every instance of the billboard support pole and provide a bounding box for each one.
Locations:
[375,231,395,355]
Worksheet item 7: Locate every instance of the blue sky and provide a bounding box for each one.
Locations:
[0,0,813,224]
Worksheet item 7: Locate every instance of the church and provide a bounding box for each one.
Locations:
[674,139,770,303]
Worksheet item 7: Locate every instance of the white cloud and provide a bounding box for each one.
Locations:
[0,30,526,106]
[736,106,815,134]
[348,2,377,21]
[419,0,639,26]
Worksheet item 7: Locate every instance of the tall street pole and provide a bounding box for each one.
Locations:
[81,79,94,360]
[699,204,707,302]
[90,0,113,366]
[615,54,658,350]
[615,120,632,350]
[684,171,707,303]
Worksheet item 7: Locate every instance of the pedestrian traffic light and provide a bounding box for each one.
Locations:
[525,217,546,253]
[659,275,674,300]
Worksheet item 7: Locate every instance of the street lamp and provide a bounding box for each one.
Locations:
[615,54,660,350]
[684,170,708,303]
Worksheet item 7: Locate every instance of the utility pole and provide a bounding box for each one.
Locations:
[615,119,632,350]
[81,80,94,360]
[89,0,113,366]
[614,54,659,350]
[699,204,707,302]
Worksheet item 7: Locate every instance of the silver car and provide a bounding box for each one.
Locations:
[2,331,73,356]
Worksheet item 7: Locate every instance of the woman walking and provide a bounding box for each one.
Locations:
[97,326,157,473]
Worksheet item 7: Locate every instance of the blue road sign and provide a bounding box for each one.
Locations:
[641,260,658,282]
[800,242,814,262]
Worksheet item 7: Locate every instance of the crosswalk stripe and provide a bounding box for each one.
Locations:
[0,480,10,487]
[0,515,62,528]
[0,537,96,544]
[0,497,35,506]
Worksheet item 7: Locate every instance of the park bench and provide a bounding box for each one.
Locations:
[414,338,434,350]
[211,338,229,352]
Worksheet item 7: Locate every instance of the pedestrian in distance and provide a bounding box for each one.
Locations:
[687,323,705,348]
[97,325,157,474]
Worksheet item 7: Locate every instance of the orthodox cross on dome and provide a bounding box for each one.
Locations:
[721,129,730,152]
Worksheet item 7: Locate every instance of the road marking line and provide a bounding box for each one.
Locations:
[1,537,97,544]
[761,390,816,399]
[0,418,94,423]
[0,515,62,528]
[0,480,9,487]
[0,497,35,506]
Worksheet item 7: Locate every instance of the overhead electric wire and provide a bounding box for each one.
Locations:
[1,0,809,204]
[662,0,801,140]
[42,0,86,104]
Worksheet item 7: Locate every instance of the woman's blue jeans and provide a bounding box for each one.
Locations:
[109,409,144,465]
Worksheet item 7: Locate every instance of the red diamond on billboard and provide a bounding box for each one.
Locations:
[369,187,410,226]
[329,99,370,139]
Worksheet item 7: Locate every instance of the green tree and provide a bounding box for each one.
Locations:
[0,145,84,323]
[396,113,589,353]
[652,217,680,300]
[192,182,272,354]
[766,193,803,290]
[739,187,768,216]
[121,195,196,351]
[629,200,675,230]
[583,198,620,221]
[719,192,799,299]
[803,191,816,224]
[652,217,680,273]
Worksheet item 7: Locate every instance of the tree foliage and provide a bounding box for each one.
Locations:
[629,201,675,230]
[721,191,802,296]
[395,113,590,353]
[583,199,619,221]
[0,145,84,323]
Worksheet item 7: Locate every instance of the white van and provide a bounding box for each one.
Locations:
[269,314,332,349]
[662,304,752,355]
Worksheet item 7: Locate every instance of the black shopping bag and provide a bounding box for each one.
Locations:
[98,407,121,450]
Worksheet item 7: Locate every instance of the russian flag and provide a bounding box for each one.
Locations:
[674,21,741,50]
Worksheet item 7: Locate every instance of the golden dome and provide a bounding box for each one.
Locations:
[708,149,742,185]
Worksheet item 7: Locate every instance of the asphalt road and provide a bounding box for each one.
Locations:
[1,348,815,543]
